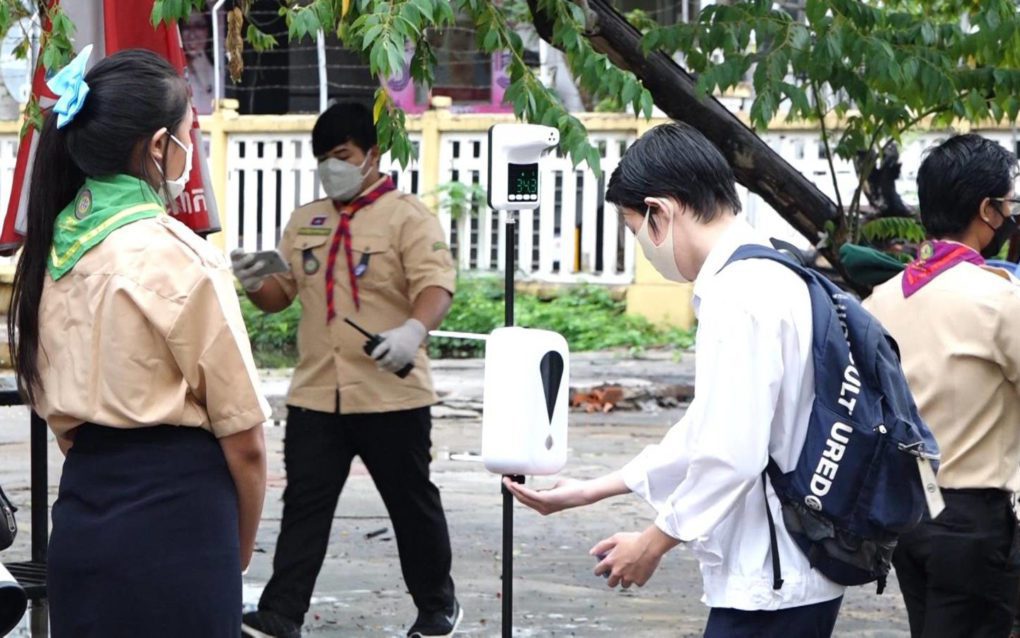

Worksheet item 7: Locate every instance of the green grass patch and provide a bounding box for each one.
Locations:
[240,277,695,367]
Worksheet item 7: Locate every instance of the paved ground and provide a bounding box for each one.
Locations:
[0,351,911,636]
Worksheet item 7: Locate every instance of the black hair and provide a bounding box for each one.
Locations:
[9,49,189,405]
[605,122,741,225]
[312,101,377,157]
[918,133,1018,238]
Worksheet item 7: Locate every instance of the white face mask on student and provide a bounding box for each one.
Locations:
[154,133,193,203]
[318,152,372,202]
[635,205,689,283]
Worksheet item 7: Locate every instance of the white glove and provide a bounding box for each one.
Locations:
[370,319,427,373]
[230,249,268,292]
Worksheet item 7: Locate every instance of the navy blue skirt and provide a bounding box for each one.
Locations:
[48,424,241,637]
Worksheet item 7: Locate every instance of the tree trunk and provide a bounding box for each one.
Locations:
[528,0,844,258]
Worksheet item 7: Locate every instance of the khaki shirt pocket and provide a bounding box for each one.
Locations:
[290,235,330,286]
[351,234,396,290]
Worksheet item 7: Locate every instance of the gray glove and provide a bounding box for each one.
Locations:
[370,319,427,373]
[230,249,268,292]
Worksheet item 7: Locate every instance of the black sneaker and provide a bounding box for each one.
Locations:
[241,609,302,638]
[407,599,464,637]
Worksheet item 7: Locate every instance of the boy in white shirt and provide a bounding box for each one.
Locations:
[506,122,844,636]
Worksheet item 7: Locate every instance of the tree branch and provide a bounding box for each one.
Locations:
[529,0,848,264]
[812,82,845,218]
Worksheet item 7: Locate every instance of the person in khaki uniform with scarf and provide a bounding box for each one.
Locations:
[232,102,461,638]
[9,49,269,637]
[865,134,1020,638]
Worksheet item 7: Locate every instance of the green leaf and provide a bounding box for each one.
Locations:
[363,24,383,46]
[385,40,404,76]
[587,146,602,177]
[246,25,279,52]
[687,49,707,72]
[621,80,639,107]
[369,43,386,75]
[415,0,434,23]
[750,90,777,128]
[42,42,65,70]
[151,1,164,27]
[483,28,498,52]
[824,27,843,61]
[967,91,987,117]
[861,217,926,244]
[791,24,810,52]
[640,89,654,119]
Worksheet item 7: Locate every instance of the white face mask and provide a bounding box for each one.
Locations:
[318,153,371,202]
[154,133,193,203]
[635,206,689,283]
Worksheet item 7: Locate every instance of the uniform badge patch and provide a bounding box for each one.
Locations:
[297,227,332,236]
[75,189,93,220]
[303,250,320,275]
[310,216,327,226]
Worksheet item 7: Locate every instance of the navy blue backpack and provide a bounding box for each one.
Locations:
[723,244,940,593]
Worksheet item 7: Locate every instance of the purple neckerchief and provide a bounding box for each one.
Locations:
[902,240,984,298]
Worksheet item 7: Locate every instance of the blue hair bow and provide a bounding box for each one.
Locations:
[47,44,93,129]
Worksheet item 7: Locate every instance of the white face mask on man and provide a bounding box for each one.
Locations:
[318,152,372,202]
[634,205,689,283]
[153,133,193,203]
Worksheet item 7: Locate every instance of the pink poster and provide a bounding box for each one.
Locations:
[491,51,511,105]
[383,43,424,113]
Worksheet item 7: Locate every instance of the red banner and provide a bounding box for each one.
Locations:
[0,0,220,253]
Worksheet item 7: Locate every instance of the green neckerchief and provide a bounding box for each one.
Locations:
[48,174,165,280]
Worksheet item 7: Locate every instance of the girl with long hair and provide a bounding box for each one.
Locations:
[8,47,269,636]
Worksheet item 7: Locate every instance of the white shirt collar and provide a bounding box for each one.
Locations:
[691,216,766,317]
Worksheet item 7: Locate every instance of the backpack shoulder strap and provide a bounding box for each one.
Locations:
[721,244,807,277]
[722,244,812,593]
[762,469,784,590]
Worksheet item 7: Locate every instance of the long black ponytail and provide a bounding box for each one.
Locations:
[8,49,189,405]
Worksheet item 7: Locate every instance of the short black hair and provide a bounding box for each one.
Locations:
[605,122,741,221]
[918,134,1017,238]
[312,102,377,157]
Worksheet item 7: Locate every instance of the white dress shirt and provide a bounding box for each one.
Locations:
[621,217,845,610]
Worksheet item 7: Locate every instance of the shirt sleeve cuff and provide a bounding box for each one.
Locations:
[621,452,652,497]
[211,402,272,439]
[654,509,686,542]
[410,275,456,302]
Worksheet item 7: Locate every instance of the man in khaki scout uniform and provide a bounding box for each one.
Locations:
[231,102,461,638]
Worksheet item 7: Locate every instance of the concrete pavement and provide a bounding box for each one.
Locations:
[0,351,910,636]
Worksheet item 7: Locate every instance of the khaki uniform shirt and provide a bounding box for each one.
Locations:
[271,184,455,414]
[864,263,1020,491]
[36,215,271,441]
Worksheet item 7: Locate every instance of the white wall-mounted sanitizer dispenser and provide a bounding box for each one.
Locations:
[482,327,569,475]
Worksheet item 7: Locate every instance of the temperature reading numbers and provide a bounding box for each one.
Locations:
[507,163,539,202]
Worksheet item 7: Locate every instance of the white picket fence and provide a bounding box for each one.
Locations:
[2,127,1018,283]
[225,132,420,249]
[0,133,18,228]
[225,129,637,283]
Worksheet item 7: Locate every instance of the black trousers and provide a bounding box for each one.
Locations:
[259,405,455,625]
[893,489,1020,638]
[704,596,842,638]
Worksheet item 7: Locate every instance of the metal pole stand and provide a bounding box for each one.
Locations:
[501,210,520,638]
[501,473,524,638]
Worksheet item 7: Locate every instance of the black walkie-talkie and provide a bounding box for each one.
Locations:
[343,318,415,378]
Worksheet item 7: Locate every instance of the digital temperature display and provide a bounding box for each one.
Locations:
[507,163,539,202]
